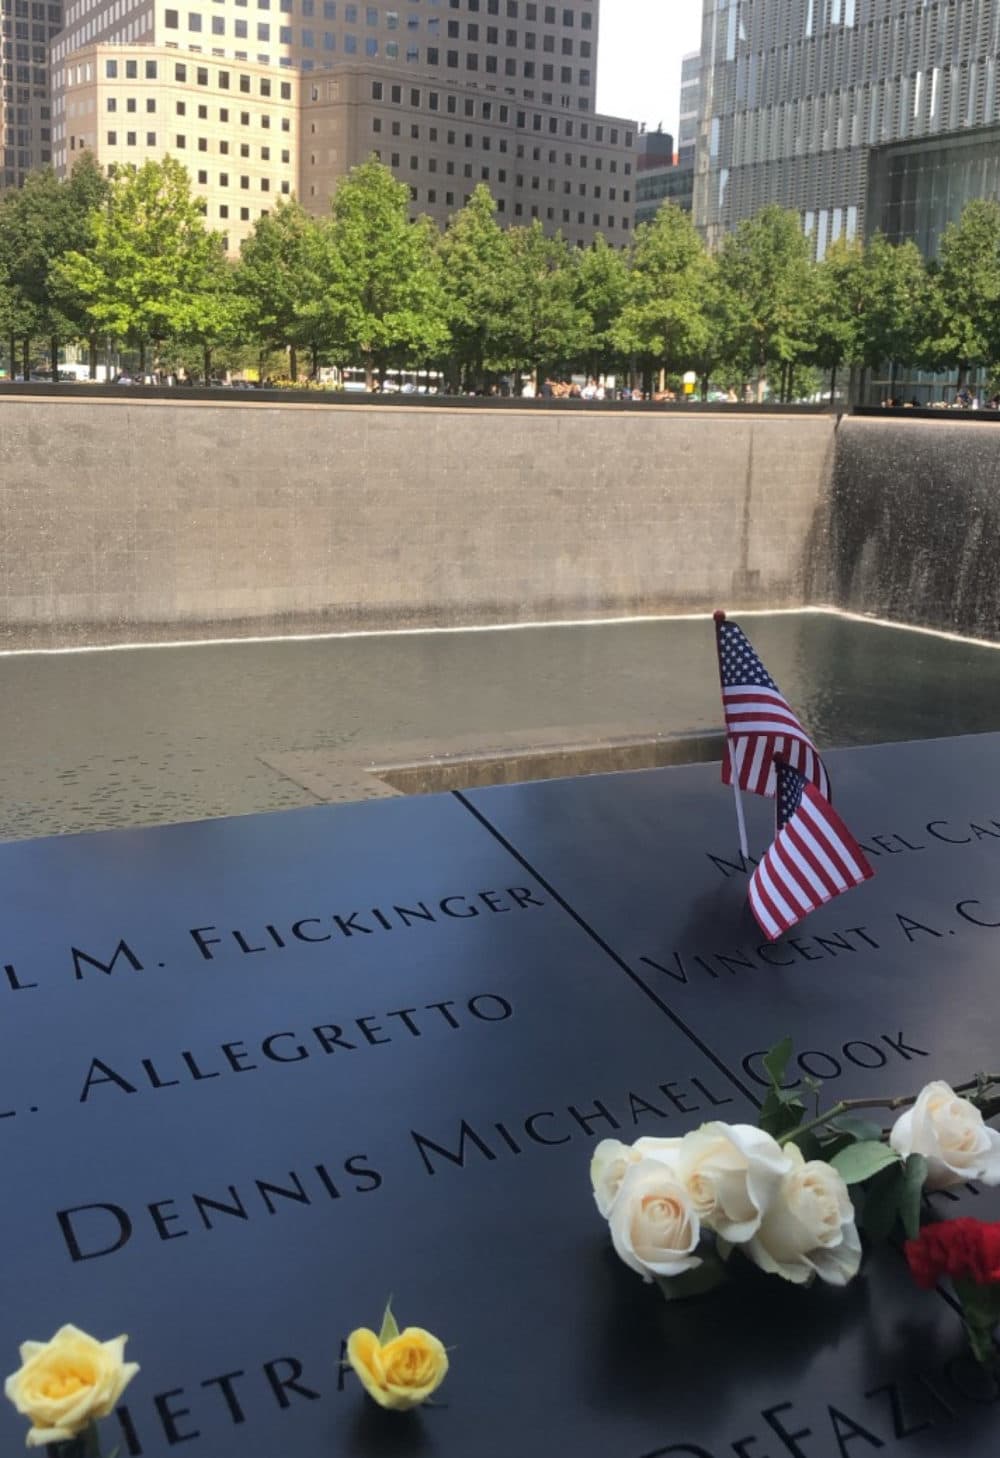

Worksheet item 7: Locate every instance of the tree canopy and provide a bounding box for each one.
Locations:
[1,152,996,399]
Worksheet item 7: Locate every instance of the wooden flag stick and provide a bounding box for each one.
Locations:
[713,609,750,859]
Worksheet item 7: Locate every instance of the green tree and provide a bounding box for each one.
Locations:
[437,184,514,391]
[928,198,1000,389]
[718,206,814,401]
[808,237,864,403]
[855,234,929,401]
[52,156,222,375]
[613,203,712,391]
[498,221,584,390]
[237,199,321,379]
[317,158,447,388]
[574,232,630,381]
[0,155,110,380]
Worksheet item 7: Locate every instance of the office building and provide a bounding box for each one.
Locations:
[677,47,699,168]
[1,0,62,187]
[633,125,693,226]
[49,0,634,251]
[694,0,1000,259]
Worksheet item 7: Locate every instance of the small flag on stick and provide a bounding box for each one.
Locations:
[748,758,874,942]
[714,611,830,802]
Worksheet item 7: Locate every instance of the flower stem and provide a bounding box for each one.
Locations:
[777,1076,1000,1146]
[83,1421,102,1458]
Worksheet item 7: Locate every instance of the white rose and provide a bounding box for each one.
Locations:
[674,1123,793,1244]
[590,1139,641,1218]
[608,1158,702,1281]
[746,1145,861,1286]
[889,1080,1000,1191]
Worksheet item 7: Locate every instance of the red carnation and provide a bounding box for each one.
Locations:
[906,1219,1000,1367]
[905,1219,1000,1290]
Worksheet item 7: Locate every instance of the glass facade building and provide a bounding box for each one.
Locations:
[694,0,1000,259]
[867,121,1000,258]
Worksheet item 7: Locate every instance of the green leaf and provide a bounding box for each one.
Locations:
[378,1297,400,1346]
[831,1140,900,1186]
[858,1164,905,1243]
[762,1035,794,1090]
[758,1085,806,1140]
[827,1115,885,1144]
[899,1153,929,1240]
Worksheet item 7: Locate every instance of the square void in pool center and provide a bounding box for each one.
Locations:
[2,610,1000,837]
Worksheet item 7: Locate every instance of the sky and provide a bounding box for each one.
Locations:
[596,0,703,142]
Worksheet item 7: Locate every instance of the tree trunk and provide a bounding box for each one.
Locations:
[138,339,146,376]
[700,373,709,401]
[50,336,59,384]
[203,344,211,382]
[890,360,898,400]
[21,337,29,382]
[289,344,297,381]
[829,362,837,405]
[364,355,374,392]
[89,335,98,380]
[311,343,318,379]
[7,333,14,380]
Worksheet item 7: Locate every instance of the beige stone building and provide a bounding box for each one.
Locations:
[61,43,298,248]
[302,61,634,247]
[51,0,635,252]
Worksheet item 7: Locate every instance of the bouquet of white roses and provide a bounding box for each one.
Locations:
[591,1038,1000,1328]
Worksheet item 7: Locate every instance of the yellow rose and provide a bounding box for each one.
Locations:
[5,1324,139,1449]
[346,1325,448,1411]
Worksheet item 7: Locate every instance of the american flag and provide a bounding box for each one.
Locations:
[748,759,874,942]
[715,615,830,800]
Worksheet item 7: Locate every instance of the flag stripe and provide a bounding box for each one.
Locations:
[748,772,874,942]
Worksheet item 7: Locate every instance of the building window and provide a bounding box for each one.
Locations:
[198,168,208,182]
[220,204,229,217]
[106,129,117,143]
[188,12,202,29]
[240,207,250,220]
[220,172,229,184]
[105,59,118,77]
[147,99,156,113]
[241,175,250,187]
[175,62,187,80]
[176,134,186,147]
[107,98,117,112]
[177,100,186,115]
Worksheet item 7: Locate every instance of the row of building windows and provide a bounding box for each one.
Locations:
[402,184,613,230]
[369,144,626,196]
[105,55,294,99]
[366,78,626,141]
[368,119,628,175]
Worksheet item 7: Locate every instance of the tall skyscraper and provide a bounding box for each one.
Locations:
[1,0,62,187]
[46,0,636,251]
[677,47,699,169]
[694,0,1000,259]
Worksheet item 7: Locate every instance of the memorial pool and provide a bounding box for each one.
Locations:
[2,608,999,841]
